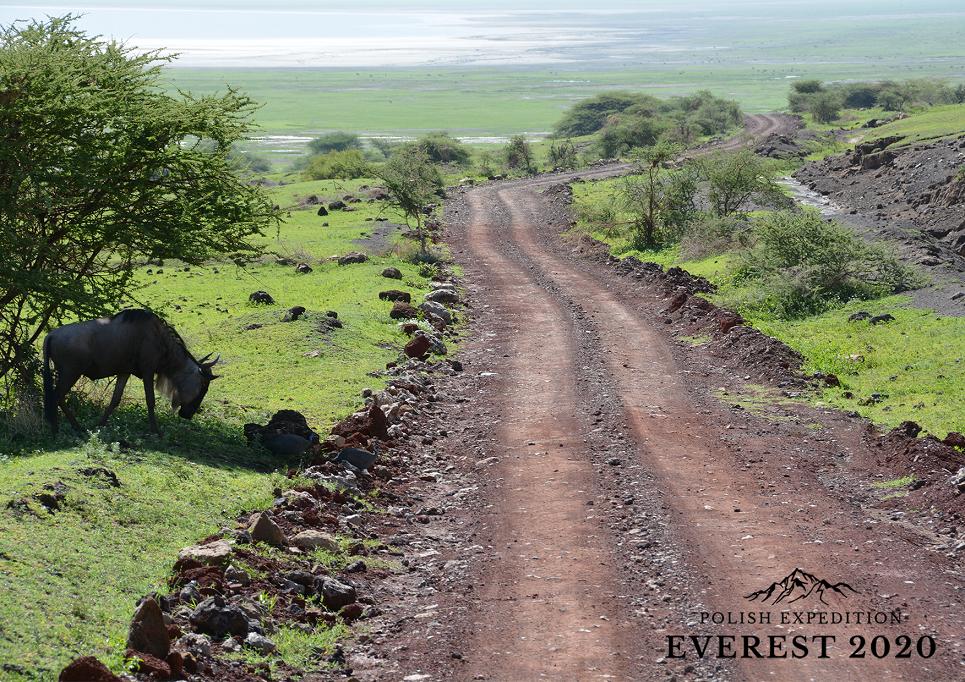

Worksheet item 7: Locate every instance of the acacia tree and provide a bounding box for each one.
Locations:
[0,16,279,385]
[376,145,442,257]
[505,135,535,174]
[621,142,698,249]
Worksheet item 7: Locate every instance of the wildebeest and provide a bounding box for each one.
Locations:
[42,309,219,433]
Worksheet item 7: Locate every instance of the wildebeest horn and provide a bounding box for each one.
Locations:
[198,352,212,363]
[203,354,221,367]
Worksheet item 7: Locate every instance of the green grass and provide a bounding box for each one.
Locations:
[871,474,918,490]
[0,177,439,680]
[755,297,964,437]
[863,103,965,145]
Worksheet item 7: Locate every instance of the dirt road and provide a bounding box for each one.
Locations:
[356,116,963,681]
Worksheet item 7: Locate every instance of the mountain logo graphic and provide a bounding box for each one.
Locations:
[745,568,857,606]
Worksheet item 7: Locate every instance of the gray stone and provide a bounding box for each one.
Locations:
[319,577,357,610]
[244,632,277,655]
[381,267,403,279]
[178,540,232,566]
[175,633,212,659]
[419,300,452,325]
[291,530,339,552]
[189,596,249,638]
[224,565,251,586]
[248,512,287,547]
[424,288,459,305]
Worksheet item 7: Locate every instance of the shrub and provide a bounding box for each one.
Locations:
[554,91,654,137]
[621,143,698,249]
[505,135,535,173]
[413,132,470,165]
[679,215,752,261]
[791,80,824,94]
[308,131,361,155]
[809,92,842,123]
[729,211,921,319]
[697,150,787,217]
[548,140,579,170]
[304,149,370,180]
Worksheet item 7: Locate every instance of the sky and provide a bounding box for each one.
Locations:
[1,1,963,68]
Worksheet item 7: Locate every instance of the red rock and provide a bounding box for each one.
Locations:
[59,657,121,682]
[664,289,688,313]
[127,597,170,660]
[368,402,389,440]
[401,322,419,335]
[340,602,364,622]
[125,650,171,679]
[942,432,965,448]
[716,311,744,334]
[166,651,184,680]
[389,301,418,319]
[404,335,432,358]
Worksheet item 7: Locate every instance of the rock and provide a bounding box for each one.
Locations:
[379,290,411,303]
[419,300,452,325]
[127,597,170,659]
[335,446,378,471]
[381,267,403,279]
[189,596,249,638]
[282,305,306,322]
[848,311,872,322]
[177,540,232,567]
[894,421,922,438]
[295,263,313,274]
[35,481,67,511]
[175,633,212,659]
[249,290,274,305]
[404,335,433,358]
[943,432,965,448]
[291,530,339,552]
[248,512,287,547]
[345,560,367,573]
[338,251,368,265]
[59,657,121,682]
[401,322,419,335]
[319,577,357,610]
[424,288,459,305]
[224,565,251,586]
[244,632,277,655]
[390,301,419,320]
[128,651,171,679]
[179,582,202,604]
[716,310,744,334]
[166,651,184,679]
[870,313,895,325]
[328,200,347,210]
[317,205,328,216]
[340,603,364,622]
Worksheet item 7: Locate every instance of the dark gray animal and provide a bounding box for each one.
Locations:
[42,309,219,434]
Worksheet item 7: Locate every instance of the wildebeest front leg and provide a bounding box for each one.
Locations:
[97,374,129,427]
[143,376,160,434]
[58,398,84,432]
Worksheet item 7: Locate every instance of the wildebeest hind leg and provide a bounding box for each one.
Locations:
[97,374,129,427]
[53,370,84,432]
[58,398,84,432]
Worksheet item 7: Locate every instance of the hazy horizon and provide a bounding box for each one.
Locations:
[2,0,964,68]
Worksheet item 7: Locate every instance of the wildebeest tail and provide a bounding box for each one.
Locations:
[42,335,57,429]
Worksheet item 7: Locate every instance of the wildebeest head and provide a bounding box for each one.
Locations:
[169,353,220,419]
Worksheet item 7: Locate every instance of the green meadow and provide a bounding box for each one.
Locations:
[0,179,434,680]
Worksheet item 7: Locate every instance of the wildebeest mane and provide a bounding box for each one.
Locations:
[112,309,197,399]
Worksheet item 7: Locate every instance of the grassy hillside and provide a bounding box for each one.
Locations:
[0,179,434,680]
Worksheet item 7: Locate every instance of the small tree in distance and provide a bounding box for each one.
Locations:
[698,150,786,217]
[621,142,698,249]
[377,146,443,258]
[505,135,535,174]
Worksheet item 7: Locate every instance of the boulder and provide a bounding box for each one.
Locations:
[328,200,347,210]
[291,530,339,552]
[127,597,170,660]
[317,205,328,216]
[245,632,277,655]
[59,657,121,682]
[870,313,895,325]
[390,301,419,320]
[249,290,275,305]
[127,651,171,679]
[177,540,232,567]
[379,290,411,303]
[189,596,249,638]
[248,512,287,547]
[319,577,357,610]
[282,306,306,322]
[419,301,452,325]
[404,335,433,358]
[943,432,965,448]
[224,565,251,586]
[424,288,459,305]
[848,311,872,322]
[295,263,313,274]
[381,267,403,279]
[338,252,368,265]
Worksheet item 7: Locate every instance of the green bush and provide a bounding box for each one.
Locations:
[308,131,361,155]
[412,132,470,165]
[728,211,921,319]
[304,149,370,180]
[679,215,752,260]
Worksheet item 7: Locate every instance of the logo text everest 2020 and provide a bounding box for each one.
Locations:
[665,569,936,661]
